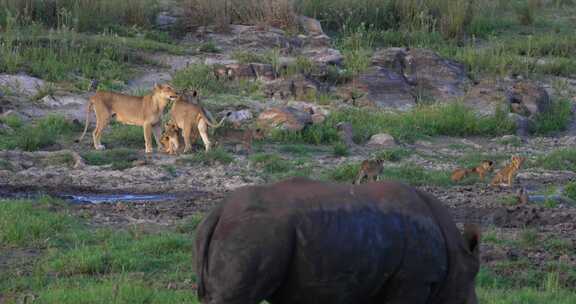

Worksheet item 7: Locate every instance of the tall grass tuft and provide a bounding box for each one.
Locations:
[0,0,160,32]
[182,0,296,30]
[297,0,477,39]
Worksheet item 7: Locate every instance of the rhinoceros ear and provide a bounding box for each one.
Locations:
[463,224,481,254]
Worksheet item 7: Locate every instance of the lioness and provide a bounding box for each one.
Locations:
[78,84,178,153]
[171,91,227,153]
[354,159,384,184]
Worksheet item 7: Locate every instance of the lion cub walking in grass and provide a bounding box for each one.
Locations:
[217,127,265,153]
[78,84,178,153]
[354,159,384,184]
[160,121,180,155]
[491,156,526,187]
[451,160,494,183]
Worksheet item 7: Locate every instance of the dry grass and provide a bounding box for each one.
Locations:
[182,0,296,30]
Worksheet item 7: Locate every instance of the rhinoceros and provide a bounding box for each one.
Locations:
[195,178,480,304]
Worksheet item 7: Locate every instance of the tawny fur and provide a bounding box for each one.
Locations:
[160,122,180,155]
[451,160,494,183]
[354,159,384,184]
[217,127,265,153]
[170,91,228,153]
[78,84,178,153]
[491,156,526,187]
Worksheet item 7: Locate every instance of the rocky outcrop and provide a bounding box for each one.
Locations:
[0,74,46,97]
[257,107,312,131]
[348,48,469,111]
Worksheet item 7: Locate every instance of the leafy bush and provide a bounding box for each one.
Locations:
[532,99,573,135]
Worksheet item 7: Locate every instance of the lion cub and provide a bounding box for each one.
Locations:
[217,127,265,153]
[451,160,494,183]
[354,159,384,184]
[160,122,180,155]
[491,156,526,187]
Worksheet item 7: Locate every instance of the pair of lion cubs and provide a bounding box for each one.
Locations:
[355,155,525,187]
[78,84,260,154]
[451,155,526,187]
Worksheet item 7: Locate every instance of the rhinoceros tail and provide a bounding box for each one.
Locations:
[195,204,223,301]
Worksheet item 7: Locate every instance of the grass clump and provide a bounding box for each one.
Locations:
[45,231,191,275]
[332,142,349,157]
[82,149,140,170]
[532,99,573,135]
[183,0,296,30]
[272,103,515,145]
[375,148,412,162]
[35,278,198,304]
[171,64,226,95]
[250,153,292,174]
[177,148,234,166]
[104,123,145,149]
[0,115,79,151]
[564,181,576,201]
[0,0,160,32]
[535,149,576,172]
[0,197,74,248]
[380,164,452,186]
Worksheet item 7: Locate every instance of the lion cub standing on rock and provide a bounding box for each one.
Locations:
[354,159,384,184]
[170,90,228,153]
[78,84,178,153]
[491,156,526,187]
[160,121,180,155]
[451,160,494,183]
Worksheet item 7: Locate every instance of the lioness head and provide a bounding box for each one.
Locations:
[154,84,178,101]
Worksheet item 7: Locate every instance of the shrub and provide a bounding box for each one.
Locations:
[532,99,573,135]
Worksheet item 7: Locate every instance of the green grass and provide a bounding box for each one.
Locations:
[374,148,412,162]
[564,181,576,202]
[288,103,515,145]
[82,149,140,170]
[0,115,80,151]
[532,99,573,135]
[0,24,183,86]
[250,153,292,174]
[0,0,160,33]
[171,64,227,96]
[103,123,145,149]
[322,162,451,186]
[35,278,197,304]
[535,149,576,171]
[176,148,234,166]
[332,142,349,157]
[0,197,75,248]
[0,196,198,303]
